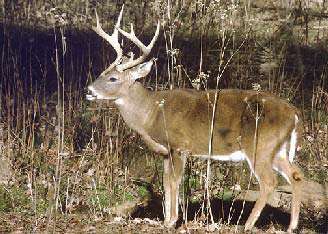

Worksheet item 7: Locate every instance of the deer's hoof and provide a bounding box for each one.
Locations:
[244,223,253,232]
[164,218,177,228]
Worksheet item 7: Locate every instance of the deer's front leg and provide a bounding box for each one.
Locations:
[163,151,187,227]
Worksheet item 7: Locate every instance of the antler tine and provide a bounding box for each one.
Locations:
[92,6,125,75]
[117,20,160,71]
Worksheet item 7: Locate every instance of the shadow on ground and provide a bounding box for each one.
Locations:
[131,196,328,233]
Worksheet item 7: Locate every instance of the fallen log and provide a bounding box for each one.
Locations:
[235,180,328,219]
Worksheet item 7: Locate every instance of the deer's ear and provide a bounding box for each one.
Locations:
[130,60,153,80]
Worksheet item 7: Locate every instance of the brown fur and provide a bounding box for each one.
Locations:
[87,14,304,231]
[89,78,304,232]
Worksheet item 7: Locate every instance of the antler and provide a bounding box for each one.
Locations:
[93,5,160,73]
[92,6,124,76]
[116,21,160,71]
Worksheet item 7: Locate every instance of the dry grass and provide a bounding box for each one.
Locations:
[0,0,327,233]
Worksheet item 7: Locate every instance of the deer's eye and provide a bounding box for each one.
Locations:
[109,77,117,82]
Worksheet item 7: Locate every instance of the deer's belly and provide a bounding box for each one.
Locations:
[192,150,246,162]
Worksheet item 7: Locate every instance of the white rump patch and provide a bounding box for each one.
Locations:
[273,166,291,184]
[277,143,287,160]
[288,115,299,162]
[193,150,246,162]
[295,114,299,123]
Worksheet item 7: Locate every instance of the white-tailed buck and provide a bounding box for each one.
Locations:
[87,6,304,233]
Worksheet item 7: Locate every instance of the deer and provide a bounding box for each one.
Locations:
[86,6,304,233]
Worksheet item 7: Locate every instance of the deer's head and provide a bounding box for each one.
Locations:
[86,6,160,101]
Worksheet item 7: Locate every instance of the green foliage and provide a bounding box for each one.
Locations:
[187,176,200,189]
[88,185,111,210]
[137,185,150,199]
[217,190,234,202]
[0,185,31,212]
[123,192,134,202]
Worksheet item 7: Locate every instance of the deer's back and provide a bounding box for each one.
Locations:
[145,88,301,155]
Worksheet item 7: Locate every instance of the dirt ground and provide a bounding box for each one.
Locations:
[0,214,324,234]
[0,196,326,234]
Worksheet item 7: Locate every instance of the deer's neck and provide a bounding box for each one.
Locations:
[114,82,155,133]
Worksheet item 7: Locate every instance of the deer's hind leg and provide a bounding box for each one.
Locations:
[244,158,278,231]
[273,156,303,233]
